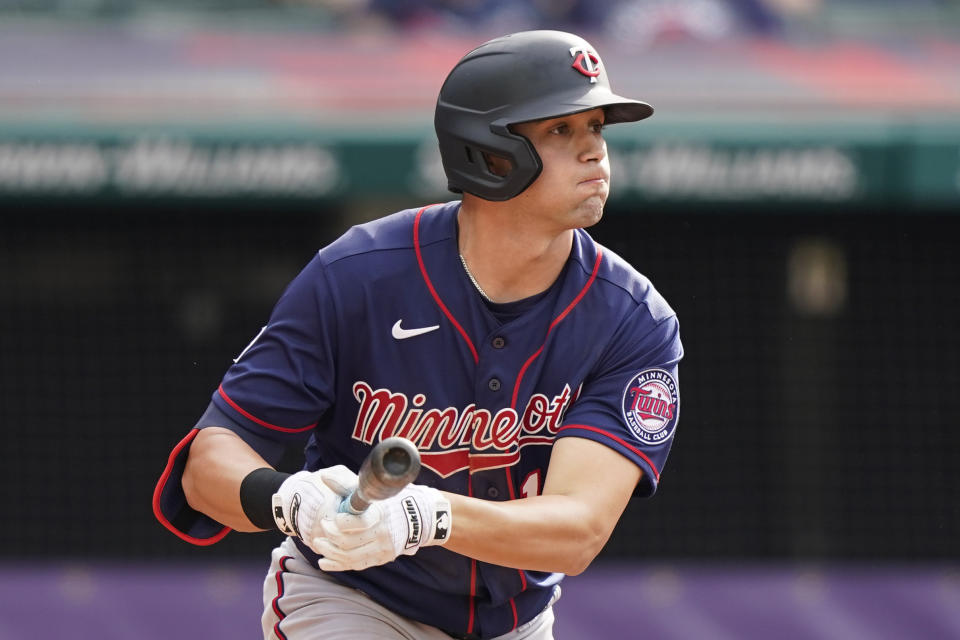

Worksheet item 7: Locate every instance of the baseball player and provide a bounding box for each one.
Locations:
[154,30,682,640]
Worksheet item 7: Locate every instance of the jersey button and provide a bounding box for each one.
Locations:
[488,378,501,391]
[492,336,506,349]
[486,486,500,498]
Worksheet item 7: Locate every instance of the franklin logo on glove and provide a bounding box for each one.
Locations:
[403,497,422,548]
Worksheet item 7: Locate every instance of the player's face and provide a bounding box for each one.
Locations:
[510,108,610,230]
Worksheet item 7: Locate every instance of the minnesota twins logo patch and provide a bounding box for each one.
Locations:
[622,369,679,445]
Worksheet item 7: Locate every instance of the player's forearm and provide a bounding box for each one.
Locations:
[182,427,273,532]
[441,438,641,575]
[442,492,611,576]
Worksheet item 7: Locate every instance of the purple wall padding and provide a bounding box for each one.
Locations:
[0,562,957,639]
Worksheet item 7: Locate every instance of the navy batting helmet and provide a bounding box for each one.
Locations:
[434,30,653,201]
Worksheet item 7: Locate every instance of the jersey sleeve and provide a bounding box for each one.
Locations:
[558,308,683,497]
[212,253,338,433]
[153,254,337,544]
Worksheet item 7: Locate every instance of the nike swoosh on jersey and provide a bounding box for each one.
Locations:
[391,319,440,340]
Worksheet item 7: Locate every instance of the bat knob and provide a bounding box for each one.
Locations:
[373,437,421,484]
[340,437,422,514]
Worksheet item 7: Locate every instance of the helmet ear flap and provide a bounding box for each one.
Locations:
[437,126,542,202]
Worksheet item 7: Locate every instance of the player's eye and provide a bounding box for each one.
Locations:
[549,124,569,135]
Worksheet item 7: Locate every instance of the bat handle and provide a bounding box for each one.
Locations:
[343,489,371,515]
[339,437,421,515]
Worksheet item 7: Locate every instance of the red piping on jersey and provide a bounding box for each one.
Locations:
[510,248,603,409]
[468,559,478,634]
[271,555,294,640]
[467,478,477,635]
[414,205,479,364]
[218,385,316,433]
[152,428,232,546]
[557,424,661,481]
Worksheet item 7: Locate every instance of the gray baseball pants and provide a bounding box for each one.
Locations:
[262,538,559,640]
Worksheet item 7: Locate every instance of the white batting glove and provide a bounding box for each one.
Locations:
[313,484,452,572]
[271,465,357,553]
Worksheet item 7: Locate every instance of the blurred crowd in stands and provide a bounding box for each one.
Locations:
[302,0,818,40]
[1,0,957,44]
[283,0,958,43]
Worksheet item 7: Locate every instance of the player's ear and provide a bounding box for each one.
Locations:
[482,152,513,178]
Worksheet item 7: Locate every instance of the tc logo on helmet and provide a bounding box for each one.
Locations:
[569,46,601,83]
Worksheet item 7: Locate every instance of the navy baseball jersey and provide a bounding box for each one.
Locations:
[154,201,683,638]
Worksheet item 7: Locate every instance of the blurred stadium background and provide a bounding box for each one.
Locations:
[1,0,958,638]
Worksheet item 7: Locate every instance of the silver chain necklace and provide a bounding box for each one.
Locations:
[459,254,492,302]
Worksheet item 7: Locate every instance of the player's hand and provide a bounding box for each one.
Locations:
[312,484,452,572]
[271,466,357,550]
